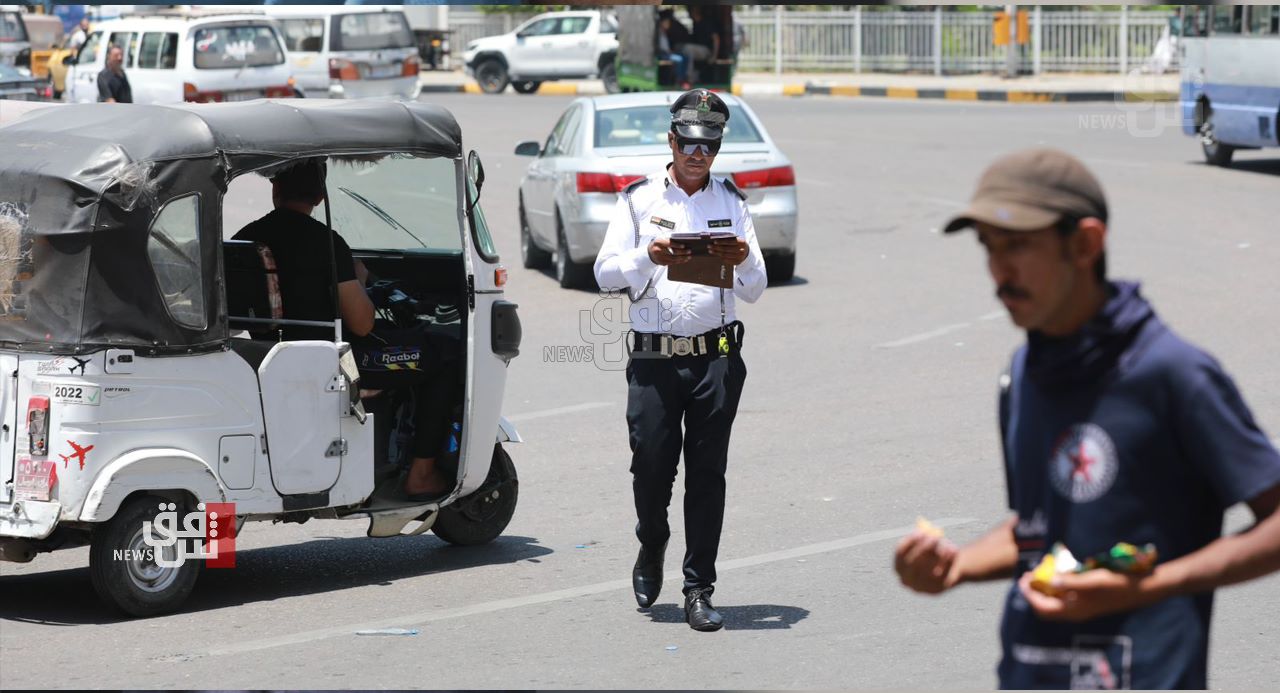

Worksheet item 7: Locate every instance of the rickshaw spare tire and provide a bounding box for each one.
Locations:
[432,444,518,546]
[89,494,203,617]
[511,81,541,94]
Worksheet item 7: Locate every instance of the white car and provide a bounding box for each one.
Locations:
[463,10,618,95]
[515,92,798,287]
[64,14,294,104]
[266,6,420,100]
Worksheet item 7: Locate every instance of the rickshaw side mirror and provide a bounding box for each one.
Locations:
[467,150,485,193]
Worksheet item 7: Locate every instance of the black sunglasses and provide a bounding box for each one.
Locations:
[674,137,721,156]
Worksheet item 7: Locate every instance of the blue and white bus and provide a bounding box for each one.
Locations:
[1180,5,1280,166]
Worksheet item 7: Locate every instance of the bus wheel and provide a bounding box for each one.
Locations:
[1199,105,1235,167]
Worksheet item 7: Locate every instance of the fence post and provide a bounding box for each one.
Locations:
[1119,5,1129,73]
[1032,5,1041,75]
[774,4,783,75]
[854,5,862,73]
[933,6,943,76]
[1005,4,1017,77]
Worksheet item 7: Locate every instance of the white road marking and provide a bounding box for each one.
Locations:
[913,194,968,208]
[506,402,612,423]
[199,518,977,657]
[876,323,971,349]
[878,310,1009,348]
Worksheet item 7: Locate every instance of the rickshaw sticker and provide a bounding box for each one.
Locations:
[14,457,57,502]
[58,441,93,470]
[52,383,100,406]
[103,386,132,400]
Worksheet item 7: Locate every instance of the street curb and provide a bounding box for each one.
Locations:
[423,79,1176,103]
[739,82,1176,103]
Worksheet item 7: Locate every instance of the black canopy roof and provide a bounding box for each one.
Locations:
[0,99,465,353]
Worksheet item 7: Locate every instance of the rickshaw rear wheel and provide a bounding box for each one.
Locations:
[512,81,541,94]
[432,445,518,546]
[89,494,203,617]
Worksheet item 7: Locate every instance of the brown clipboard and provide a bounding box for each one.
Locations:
[666,231,736,289]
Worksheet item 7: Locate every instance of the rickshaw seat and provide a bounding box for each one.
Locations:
[224,240,284,339]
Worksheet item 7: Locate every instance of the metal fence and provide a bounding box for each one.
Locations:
[445,7,1178,75]
[732,7,1176,74]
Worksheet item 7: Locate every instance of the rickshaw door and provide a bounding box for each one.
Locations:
[259,342,344,496]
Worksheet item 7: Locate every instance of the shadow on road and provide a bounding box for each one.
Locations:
[0,534,551,626]
[1190,157,1280,177]
[643,602,810,631]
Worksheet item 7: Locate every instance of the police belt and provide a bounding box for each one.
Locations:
[630,321,744,358]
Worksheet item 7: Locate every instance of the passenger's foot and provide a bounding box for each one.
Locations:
[684,587,723,632]
[403,457,451,501]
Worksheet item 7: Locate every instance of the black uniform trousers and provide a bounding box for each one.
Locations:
[626,334,747,595]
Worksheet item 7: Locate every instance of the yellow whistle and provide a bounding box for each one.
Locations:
[718,334,730,355]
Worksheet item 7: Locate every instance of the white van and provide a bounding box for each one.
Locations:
[265,6,420,100]
[0,6,31,68]
[64,14,294,104]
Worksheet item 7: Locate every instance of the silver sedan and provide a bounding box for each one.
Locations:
[515,91,799,288]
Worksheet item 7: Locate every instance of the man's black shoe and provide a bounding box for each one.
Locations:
[684,587,724,632]
[632,541,666,608]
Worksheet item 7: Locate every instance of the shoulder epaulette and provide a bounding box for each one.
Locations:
[622,176,650,195]
[720,177,748,201]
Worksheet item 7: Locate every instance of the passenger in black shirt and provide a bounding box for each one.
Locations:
[97,45,133,103]
[682,6,720,84]
[235,159,455,500]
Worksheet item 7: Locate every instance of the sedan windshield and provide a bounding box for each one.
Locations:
[594,104,763,149]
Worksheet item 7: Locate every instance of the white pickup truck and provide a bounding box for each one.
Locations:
[462,10,618,94]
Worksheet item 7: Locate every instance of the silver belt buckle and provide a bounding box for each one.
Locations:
[671,336,694,357]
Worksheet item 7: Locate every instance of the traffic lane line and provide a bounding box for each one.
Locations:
[197,517,977,657]
[506,402,613,423]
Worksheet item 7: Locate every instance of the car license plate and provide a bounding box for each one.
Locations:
[14,457,56,502]
[224,90,262,102]
[370,64,400,79]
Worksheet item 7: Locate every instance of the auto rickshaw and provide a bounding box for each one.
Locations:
[0,99,523,617]
[610,4,735,94]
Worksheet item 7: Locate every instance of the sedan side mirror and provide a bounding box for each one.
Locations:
[514,140,541,157]
[62,55,75,66]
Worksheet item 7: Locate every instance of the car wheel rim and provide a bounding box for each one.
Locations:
[125,525,181,594]
[1199,119,1216,148]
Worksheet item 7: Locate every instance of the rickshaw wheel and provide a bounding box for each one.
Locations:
[432,445,518,546]
[89,494,203,617]
[512,81,541,94]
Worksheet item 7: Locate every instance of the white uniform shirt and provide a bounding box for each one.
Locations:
[595,166,767,335]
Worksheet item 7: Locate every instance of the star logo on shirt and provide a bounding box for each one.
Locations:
[1049,423,1118,503]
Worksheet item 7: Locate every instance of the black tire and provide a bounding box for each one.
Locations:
[89,495,202,617]
[1199,102,1235,167]
[766,252,796,284]
[520,195,552,269]
[511,80,541,94]
[475,59,510,95]
[601,62,620,94]
[555,213,596,290]
[432,445,518,546]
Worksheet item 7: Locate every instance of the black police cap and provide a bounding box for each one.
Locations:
[670,88,730,141]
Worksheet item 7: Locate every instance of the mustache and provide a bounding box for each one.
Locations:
[996,283,1030,300]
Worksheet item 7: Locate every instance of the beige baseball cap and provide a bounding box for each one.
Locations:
[943,148,1108,234]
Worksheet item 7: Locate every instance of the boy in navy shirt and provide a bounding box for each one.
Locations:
[894,148,1280,689]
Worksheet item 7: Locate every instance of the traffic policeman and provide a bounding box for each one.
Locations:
[594,89,767,632]
[893,148,1280,688]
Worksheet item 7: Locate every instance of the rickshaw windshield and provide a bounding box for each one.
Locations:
[313,154,462,252]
